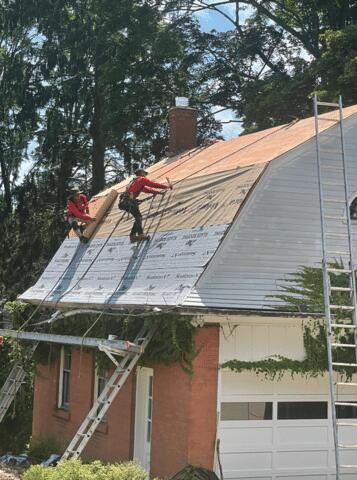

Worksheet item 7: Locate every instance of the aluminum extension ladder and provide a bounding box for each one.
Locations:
[0,342,38,423]
[61,323,156,461]
[314,95,357,477]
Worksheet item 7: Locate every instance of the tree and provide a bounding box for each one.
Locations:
[37,0,220,196]
[0,0,41,215]
[167,0,357,131]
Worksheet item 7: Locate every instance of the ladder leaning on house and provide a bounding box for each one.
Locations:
[0,342,38,423]
[60,323,156,461]
[314,95,357,477]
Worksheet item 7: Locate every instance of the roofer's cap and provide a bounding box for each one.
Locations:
[68,188,84,199]
[133,163,148,176]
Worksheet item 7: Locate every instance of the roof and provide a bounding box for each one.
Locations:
[96,104,357,194]
[20,105,357,310]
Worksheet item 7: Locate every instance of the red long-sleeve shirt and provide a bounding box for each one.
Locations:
[67,193,92,221]
[127,176,168,198]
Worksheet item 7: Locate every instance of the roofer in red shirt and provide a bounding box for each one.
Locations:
[67,188,96,243]
[119,164,172,243]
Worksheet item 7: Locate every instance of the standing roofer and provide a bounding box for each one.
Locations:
[67,188,96,243]
[119,163,172,243]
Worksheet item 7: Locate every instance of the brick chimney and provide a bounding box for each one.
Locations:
[168,97,197,156]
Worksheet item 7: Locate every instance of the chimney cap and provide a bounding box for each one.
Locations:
[175,96,189,107]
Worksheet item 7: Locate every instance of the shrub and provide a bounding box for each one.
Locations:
[22,459,154,480]
[28,435,63,462]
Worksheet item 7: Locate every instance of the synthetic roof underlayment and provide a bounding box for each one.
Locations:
[20,105,357,309]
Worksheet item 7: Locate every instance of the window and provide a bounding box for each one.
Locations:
[94,369,108,422]
[58,347,71,410]
[278,401,327,420]
[336,401,357,418]
[221,402,273,421]
[147,375,153,442]
[350,197,357,220]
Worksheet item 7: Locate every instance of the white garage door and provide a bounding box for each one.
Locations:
[218,321,357,480]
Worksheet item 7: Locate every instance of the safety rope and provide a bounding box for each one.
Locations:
[17,242,89,332]
[76,190,172,361]
[18,118,297,331]
[166,121,298,187]
[51,210,128,309]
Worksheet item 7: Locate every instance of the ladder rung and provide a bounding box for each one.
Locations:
[336,402,357,406]
[326,232,348,238]
[330,305,355,310]
[341,464,357,468]
[322,182,345,187]
[331,343,356,348]
[332,362,357,367]
[339,444,357,449]
[337,422,357,427]
[317,101,339,107]
[330,287,352,292]
[324,199,346,204]
[318,117,339,122]
[325,216,344,221]
[332,324,356,329]
[321,165,343,171]
[336,382,357,386]
[328,268,352,273]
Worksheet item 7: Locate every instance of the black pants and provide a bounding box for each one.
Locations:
[120,199,143,236]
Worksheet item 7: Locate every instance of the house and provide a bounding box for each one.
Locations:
[16,101,357,479]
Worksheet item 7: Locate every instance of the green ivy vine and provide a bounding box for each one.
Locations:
[3,303,198,375]
[222,261,357,380]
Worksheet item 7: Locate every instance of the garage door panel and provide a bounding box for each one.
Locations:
[219,326,357,479]
[222,372,274,395]
[221,426,273,449]
[222,451,272,470]
[276,425,329,445]
[340,448,357,466]
[275,475,329,480]
[275,450,329,469]
[222,473,272,480]
[339,419,357,442]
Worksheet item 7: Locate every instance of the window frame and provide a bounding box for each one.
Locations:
[220,401,273,421]
[93,368,109,422]
[58,346,71,410]
[277,401,328,420]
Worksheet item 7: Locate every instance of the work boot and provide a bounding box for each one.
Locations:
[80,236,89,244]
[130,235,140,243]
[137,234,150,242]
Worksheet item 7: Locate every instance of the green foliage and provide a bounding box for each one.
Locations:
[4,300,33,328]
[170,464,219,480]
[0,336,33,454]
[28,435,64,462]
[22,459,156,480]
[31,312,198,375]
[223,262,357,380]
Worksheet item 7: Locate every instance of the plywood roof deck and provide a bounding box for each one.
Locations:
[96,105,357,198]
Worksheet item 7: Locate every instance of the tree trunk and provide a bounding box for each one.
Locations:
[0,148,12,215]
[90,77,105,195]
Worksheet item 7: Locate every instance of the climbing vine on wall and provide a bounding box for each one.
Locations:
[4,303,198,375]
[222,261,356,380]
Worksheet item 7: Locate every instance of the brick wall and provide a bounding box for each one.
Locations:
[150,325,220,479]
[32,348,135,462]
[32,325,220,477]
